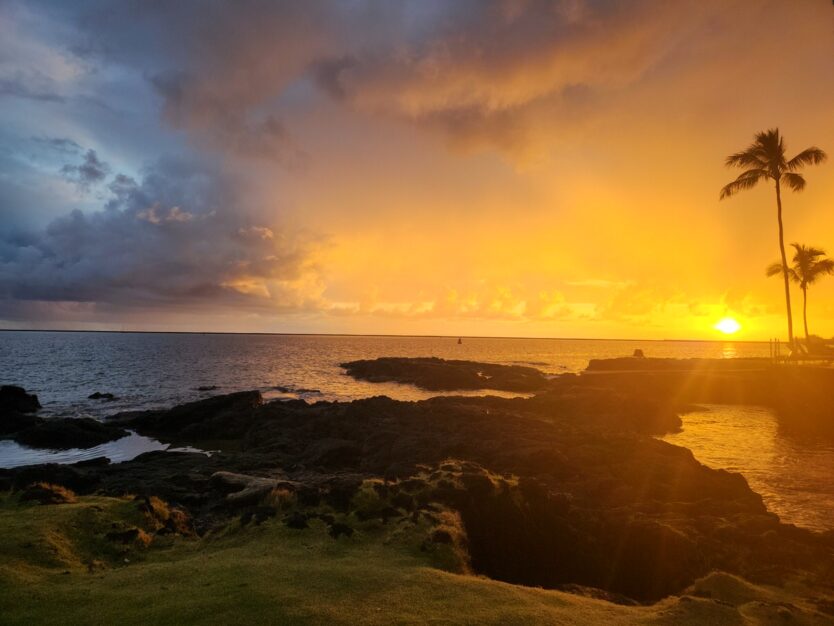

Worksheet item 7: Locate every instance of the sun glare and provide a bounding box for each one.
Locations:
[714,317,741,335]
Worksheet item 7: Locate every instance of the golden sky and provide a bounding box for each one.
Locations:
[2,1,834,340]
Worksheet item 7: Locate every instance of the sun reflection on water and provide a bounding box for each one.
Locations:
[661,404,834,532]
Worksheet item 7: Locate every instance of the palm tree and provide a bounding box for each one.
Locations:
[767,244,834,345]
[720,128,827,347]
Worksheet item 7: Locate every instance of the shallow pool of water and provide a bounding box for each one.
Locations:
[661,405,834,533]
[0,431,207,468]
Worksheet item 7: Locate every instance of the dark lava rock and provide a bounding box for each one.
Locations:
[13,417,128,450]
[0,410,39,436]
[341,357,548,392]
[88,392,116,400]
[3,462,102,493]
[111,390,263,440]
[305,438,361,468]
[19,482,77,505]
[0,385,41,413]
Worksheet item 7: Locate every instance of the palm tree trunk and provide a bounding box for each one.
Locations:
[775,179,794,346]
[803,285,809,344]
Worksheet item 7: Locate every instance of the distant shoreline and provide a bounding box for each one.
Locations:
[0,328,769,344]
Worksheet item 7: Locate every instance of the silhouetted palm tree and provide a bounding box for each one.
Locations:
[721,129,827,346]
[767,244,834,345]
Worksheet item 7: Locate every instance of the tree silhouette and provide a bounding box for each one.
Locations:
[721,128,827,346]
[767,244,834,345]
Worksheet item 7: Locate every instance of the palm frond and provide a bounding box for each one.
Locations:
[787,147,827,171]
[781,172,806,192]
[765,261,784,277]
[719,168,768,199]
[754,128,787,169]
[806,259,834,285]
[791,243,826,259]
[784,244,834,286]
[725,149,768,169]
[814,258,834,274]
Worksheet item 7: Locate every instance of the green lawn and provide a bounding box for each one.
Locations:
[0,494,827,625]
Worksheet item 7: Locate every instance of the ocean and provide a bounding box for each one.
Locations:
[0,331,769,417]
[2,331,832,532]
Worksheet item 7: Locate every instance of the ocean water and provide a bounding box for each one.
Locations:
[662,405,834,533]
[4,331,831,532]
[0,331,768,418]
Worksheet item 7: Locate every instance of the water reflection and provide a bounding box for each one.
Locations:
[0,431,206,469]
[661,405,834,532]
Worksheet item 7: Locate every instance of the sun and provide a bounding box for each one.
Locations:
[714,317,741,335]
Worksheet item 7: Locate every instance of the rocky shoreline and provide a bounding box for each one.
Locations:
[2,357,834,610]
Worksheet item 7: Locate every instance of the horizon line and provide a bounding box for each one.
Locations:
[0,327,770,344]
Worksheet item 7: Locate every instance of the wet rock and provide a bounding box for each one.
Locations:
[13,417,128,450]
[0,385,41,413]
[112,390,263,440]
[0,410,39,436]
[88,392,116,400]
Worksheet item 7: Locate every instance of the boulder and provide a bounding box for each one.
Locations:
[13,418,128,449]
[0,385,41,413]
[88,392,116,400]
[0,410,39,436]
[112,390,263,440]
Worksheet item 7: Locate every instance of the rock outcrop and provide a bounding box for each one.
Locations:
[1,385,128,449]
[341,357,548,392]
[0,385,41,413]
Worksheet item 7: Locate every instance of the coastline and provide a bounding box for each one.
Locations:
[2,356,834,623]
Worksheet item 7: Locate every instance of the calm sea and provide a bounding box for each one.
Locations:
[1,331,831,532]
[0,331,768,417]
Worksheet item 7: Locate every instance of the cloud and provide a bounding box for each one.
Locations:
[60,149,109,190]
[0,75,65,103]
[150,71,308,167]
[0,156,323,317]
[33,136,83,154]
[59,0,720,162]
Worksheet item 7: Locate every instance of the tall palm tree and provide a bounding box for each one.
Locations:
[720,128,827,346]
[767,244,834,345]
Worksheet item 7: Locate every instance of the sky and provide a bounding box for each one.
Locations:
[2,0,834,340]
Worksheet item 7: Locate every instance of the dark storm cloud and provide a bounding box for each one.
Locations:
[56,0,720,158]
[0,156,320,313]
[60,149,109,190]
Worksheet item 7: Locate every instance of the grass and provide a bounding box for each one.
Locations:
[0,492,829,625]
